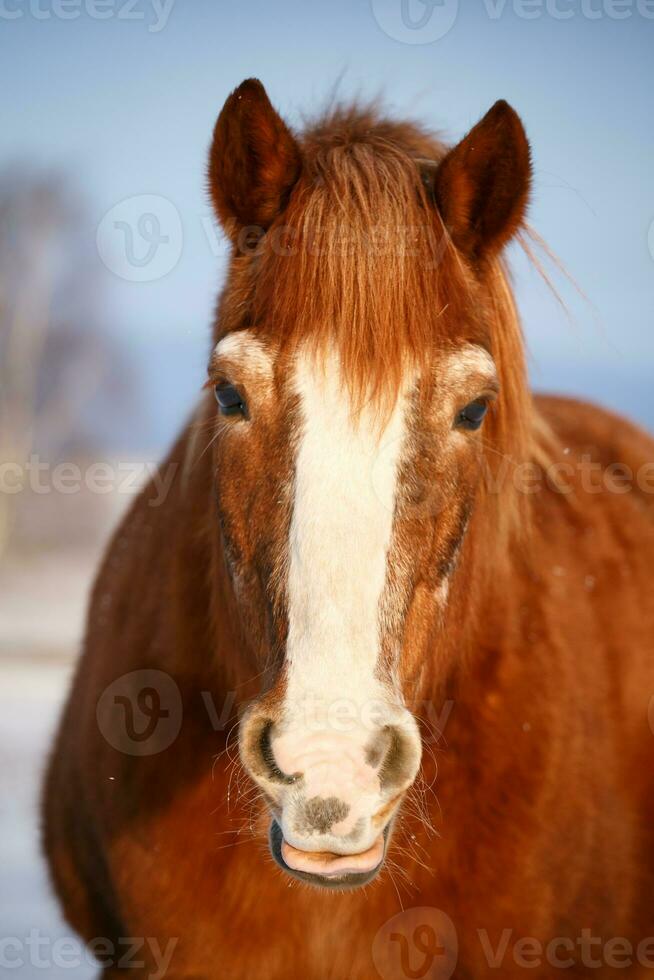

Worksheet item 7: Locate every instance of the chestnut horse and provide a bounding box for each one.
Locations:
[43,80,654,979]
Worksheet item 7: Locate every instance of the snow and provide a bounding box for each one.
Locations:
[0,658,96,978]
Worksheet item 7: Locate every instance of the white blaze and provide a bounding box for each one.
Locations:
[285,349,409,723]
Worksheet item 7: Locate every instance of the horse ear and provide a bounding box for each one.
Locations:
[208,78,302,236]
[433,100,531,260]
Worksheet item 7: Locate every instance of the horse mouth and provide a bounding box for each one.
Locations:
[269,820,389,889]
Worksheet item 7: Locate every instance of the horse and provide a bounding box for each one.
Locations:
[42,79,654,979]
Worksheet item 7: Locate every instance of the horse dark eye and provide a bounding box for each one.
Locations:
[455,399,488,431]
[215,382,247,418]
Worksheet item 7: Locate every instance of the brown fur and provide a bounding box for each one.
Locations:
[43,82,654,978]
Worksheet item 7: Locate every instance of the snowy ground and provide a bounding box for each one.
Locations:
[0,476,147,976]
[0,533,122,976]
[1,656,97,978]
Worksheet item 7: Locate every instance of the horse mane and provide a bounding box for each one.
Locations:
[216,101,556,543]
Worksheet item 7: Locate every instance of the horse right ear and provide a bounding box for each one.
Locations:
[208,79,302,238]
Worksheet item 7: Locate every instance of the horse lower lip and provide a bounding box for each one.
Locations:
[280,834,385,878]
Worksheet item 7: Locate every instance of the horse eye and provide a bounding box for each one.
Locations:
[455,399,488,431]
[215,382,248,418]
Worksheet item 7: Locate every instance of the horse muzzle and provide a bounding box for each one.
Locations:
[239,703,422,888]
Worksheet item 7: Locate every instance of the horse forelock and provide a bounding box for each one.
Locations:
[214,103,542,544]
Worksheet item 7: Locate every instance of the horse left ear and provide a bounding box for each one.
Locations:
[208,78,302,237]
[432,100,531,260]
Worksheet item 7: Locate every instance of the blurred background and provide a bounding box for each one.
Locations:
[0,1,652,975]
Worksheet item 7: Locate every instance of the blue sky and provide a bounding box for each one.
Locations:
[1,0,653,448]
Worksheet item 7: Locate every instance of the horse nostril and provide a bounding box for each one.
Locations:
[258,720,299,785]
[374,725,417,790]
